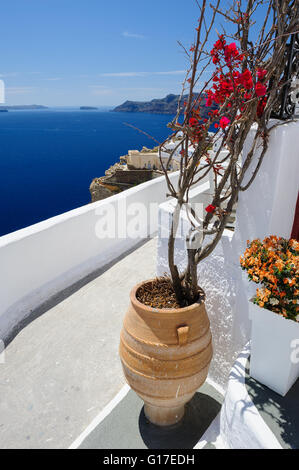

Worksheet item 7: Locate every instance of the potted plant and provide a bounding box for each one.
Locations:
[119,0,299,425]
[240,236,299,396]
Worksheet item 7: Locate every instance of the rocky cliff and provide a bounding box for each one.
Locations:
[89,151,162,202]
[112,93,217,117]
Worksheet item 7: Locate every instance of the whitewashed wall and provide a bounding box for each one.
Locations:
[157,119,299,391]
[0,172,179,342]
[232,119,299,351]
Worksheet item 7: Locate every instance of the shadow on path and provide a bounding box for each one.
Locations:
[245,359,299,449]
[79,382,223,449]
[139,391,221,449]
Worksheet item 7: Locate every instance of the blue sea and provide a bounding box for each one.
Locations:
[0,108,175,236]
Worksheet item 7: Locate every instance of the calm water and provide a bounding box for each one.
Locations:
[0,109,174,236]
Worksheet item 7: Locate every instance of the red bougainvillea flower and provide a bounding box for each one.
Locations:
[225,42,238,55]
[238,68,253,89]
[224,42,239,64]
[257,96,267,118]
[213,36,226,50]
[205,204,216,213]
[204,36,268,124]
[189,117,199,126]
[210,35,226,64]
[255,82,267,97]
[213,164,224,175]
[219,116,231,129]
[257,68,267,80]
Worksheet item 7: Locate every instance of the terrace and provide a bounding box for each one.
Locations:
[0,119,298,449]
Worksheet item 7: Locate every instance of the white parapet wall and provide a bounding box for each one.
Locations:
[0,172,179,342]
[157,119,299,391]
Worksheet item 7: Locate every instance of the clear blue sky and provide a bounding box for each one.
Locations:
[0,0,250,106]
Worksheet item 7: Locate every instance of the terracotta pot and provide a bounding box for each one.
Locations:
[119,280,213,426]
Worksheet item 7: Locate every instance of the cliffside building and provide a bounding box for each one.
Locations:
[127,149,180,171]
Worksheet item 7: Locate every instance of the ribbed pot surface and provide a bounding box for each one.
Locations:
[119,280,213,426]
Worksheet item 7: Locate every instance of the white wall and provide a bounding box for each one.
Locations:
[0,172,179,342]
[232,119,299,348]
[234,119,299,244]
[157,119,299,391]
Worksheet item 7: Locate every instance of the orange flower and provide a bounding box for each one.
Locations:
[275,259,284,271]
[240,236,298,321]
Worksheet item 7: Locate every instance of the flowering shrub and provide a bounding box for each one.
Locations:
[158,1,299,306]
[240,236,299,321]
[187,34,269,144]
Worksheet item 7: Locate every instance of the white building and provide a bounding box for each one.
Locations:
[127,149,180,171]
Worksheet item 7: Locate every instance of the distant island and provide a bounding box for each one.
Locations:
[112,93,217,117]
[0,105,48,111]
[80,106,98,110]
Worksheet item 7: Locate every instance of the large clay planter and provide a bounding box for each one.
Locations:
[119,280,213,426]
